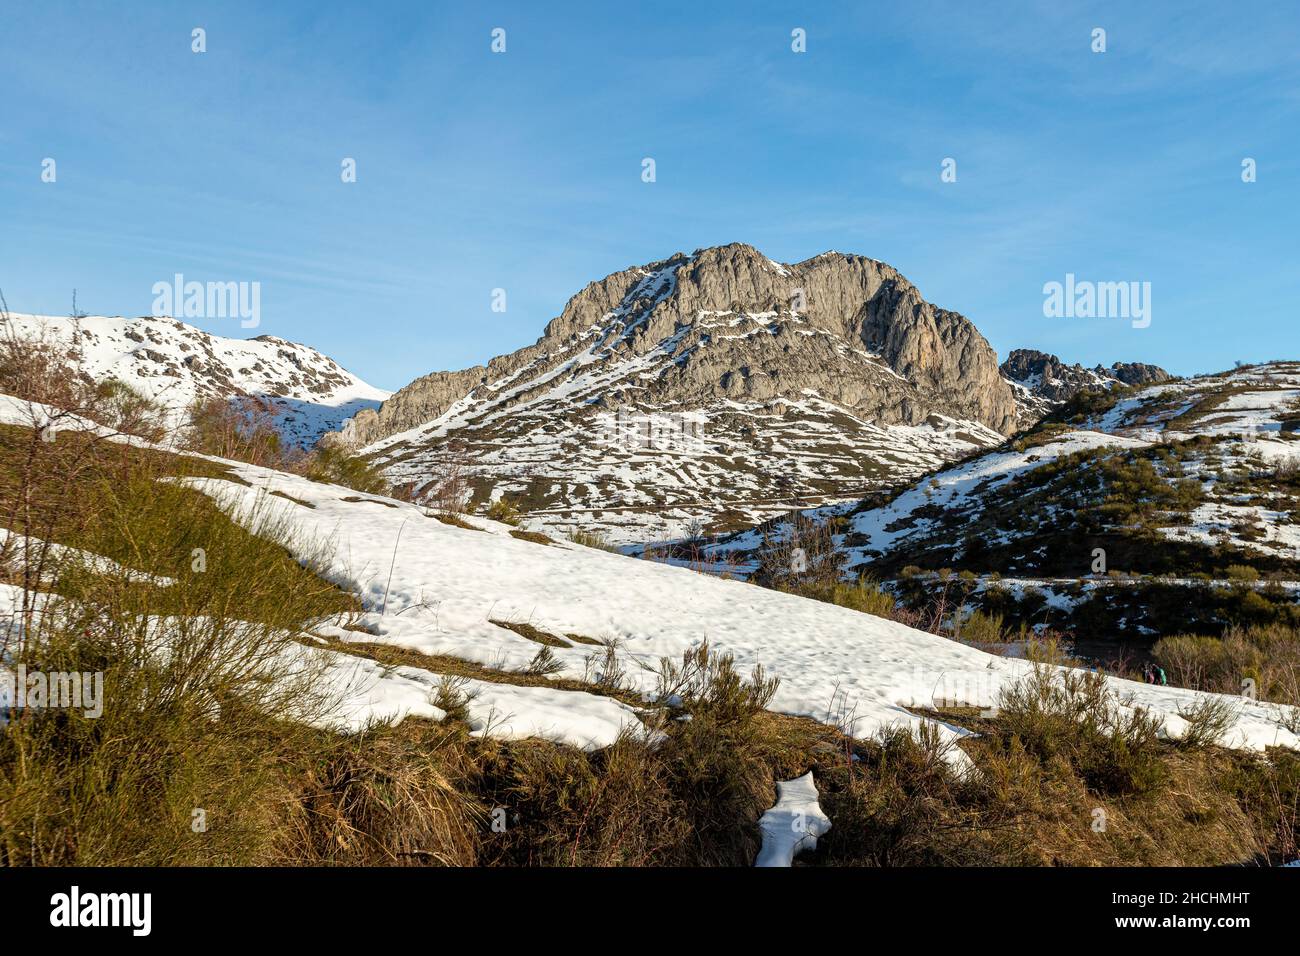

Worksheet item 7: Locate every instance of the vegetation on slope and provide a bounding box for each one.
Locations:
[3,332,1300,867]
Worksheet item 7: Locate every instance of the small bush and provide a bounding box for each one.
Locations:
[522,646,566,677]
[301,443,390,496]
[1177,697,1240,750]
[485,498,522,526]
[184,395,299,469]
[954,609,1006,644]
[754,512,844,592]
[996,667,1167,797]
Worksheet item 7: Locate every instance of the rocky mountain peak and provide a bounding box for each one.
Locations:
[331,244,1025,543]
[1107,360,1172,387]
[339,243,1018,451]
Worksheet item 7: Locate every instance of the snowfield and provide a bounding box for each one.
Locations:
[4,389,1298,761]
[173,458,1300,760]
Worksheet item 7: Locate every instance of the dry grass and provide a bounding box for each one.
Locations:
[508,528,554,546]
[430,512,482,531]
[565,528,619,552]
[274,722,480,866]
[489,618,572,648]
[809,668,1298,867]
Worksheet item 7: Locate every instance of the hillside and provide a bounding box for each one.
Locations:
[1,312,390,447]
[708,362,1300,643]
[4,385,1300,867]
[4,389,1294,749]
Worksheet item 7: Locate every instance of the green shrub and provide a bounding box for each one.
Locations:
[954,609,1006,643]
[301,442,390,496]
[996,667,1167,797]
[485,498,522,526]
[792,576,897,618]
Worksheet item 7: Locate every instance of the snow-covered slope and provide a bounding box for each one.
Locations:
[172,453,1299,758]
[2,390,1296,759]
[1,312,389,447]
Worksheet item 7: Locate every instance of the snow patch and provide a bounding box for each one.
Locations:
[755,772,831,866]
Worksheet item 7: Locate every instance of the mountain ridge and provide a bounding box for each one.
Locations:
[0,312,390,448]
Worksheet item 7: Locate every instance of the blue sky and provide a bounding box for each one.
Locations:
[2,1,1297,388]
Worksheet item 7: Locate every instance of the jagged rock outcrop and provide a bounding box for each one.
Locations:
[1107,361,1172,388]
[1000,348,1171,427]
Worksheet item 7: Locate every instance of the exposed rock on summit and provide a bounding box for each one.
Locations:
[333,243,1020,543]
[341,245,1017,448]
